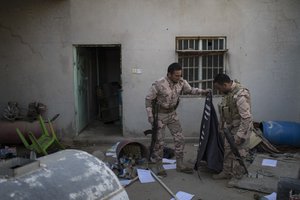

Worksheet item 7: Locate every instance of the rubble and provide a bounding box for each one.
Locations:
[0,146,17,159]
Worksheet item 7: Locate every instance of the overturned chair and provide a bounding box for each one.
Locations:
[16,115,65,155]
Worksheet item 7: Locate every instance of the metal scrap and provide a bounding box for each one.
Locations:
[2,102,22,121]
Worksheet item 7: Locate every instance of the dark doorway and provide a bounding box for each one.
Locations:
[74,45,122,135]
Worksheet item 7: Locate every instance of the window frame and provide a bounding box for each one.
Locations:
[176,36,228,96]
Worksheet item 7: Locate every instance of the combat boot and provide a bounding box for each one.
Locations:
[176,158,194,174]
[156,160,167,177]
[212,171,232,180]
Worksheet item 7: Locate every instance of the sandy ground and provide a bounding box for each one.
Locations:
[72,142,263,200]
[4,140,266,200]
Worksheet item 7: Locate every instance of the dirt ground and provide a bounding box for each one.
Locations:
[69,142,264,200]
[3,141,267,200]
[2,121,298,199]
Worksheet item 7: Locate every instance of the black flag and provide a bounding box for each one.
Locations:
[194,92,224,173]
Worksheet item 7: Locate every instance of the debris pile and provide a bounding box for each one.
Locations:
[27,102,47,122]
[106,141,148,179]
[2,102,22,121]
[2,101,47,122]
[0,146,16,159]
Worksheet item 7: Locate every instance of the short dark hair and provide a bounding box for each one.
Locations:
[168,62,182,74]
[213,73,231,85]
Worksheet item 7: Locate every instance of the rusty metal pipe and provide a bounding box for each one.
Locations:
[0,121,52,144]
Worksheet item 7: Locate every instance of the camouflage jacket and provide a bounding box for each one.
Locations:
[145,76,205,117]
[219,81,253,140]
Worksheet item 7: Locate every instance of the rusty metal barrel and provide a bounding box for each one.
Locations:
[116,140,149,163]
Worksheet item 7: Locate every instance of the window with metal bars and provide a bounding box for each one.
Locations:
[176,36,227,95]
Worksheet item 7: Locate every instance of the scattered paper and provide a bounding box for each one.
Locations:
[262,159,277,167]
[137,169,155,183]
[163,164,177,170]
[106,142,120,158]
[107,142,120,152]
[171,191,194,200]
[119,179,131,186]
[163,158,176,164]
[105,152,117,158]
[264,192,277,200]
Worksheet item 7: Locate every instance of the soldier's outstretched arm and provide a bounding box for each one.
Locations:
[181,79,208,95]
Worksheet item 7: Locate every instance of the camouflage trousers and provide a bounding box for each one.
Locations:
[223,127,249,178]
[152,111,184,161]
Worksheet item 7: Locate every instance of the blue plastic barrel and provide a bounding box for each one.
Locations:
[262,121,300,147]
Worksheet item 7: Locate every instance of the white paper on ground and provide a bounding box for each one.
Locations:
[171,191,194,200]
[163,158,176,164]
[119,179,131,186]
[137,169,155,183]
[106,142,120,157]
[262,159,277,167]
[264,192,277,200]
[163,164,177,170]
[106,142,120,152]
[105,152,117,157]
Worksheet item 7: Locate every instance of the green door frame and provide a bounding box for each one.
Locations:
[73,46,90,134]
[73,44,122,135]
[73,46,81,134]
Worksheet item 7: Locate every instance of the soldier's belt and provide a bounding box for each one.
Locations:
[158,107,176,113]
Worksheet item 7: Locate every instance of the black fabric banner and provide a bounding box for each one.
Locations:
[194,93,224,173]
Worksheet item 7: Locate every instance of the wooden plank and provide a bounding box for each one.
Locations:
[228,154,300,193]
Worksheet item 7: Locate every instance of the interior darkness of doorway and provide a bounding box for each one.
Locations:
[78,45,122,135]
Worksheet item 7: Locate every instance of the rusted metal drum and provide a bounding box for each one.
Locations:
[0,149,129,200]
[116,140,149,162]
[0,120,52,144]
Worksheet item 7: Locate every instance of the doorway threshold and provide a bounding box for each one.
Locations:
[73,119,125,145]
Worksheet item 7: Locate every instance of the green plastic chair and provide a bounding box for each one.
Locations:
[16,129,39,152]
[16,115,65,155]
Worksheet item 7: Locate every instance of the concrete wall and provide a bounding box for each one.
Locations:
[0,0,299,138]
[0,1,74,136]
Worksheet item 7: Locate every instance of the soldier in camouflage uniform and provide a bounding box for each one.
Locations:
[213,74,252,179]
[145,62,209,176]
